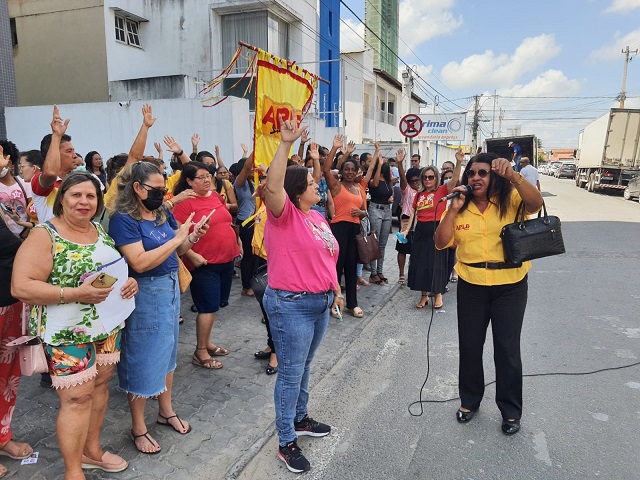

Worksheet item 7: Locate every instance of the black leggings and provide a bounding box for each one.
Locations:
[330,221,359,310]
[253,257,274,353]
[457,275,528,421]
[238,222,255,289]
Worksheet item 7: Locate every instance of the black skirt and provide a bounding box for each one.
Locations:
[407,221,448,293]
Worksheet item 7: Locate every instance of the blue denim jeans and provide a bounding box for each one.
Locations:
[263,287,333,446]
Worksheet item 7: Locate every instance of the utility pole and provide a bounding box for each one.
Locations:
[618,46,637,108]
[498,108,504,137]
[471,94,480,153]
[492,90,497,138]
[401,66,414,159]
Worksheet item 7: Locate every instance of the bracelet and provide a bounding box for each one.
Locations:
[176,150,184,157]
[511,173,525,186]
[188,234,199,244]
[59,287,65,305]
[334,293,344,299]
[165,199,174,209]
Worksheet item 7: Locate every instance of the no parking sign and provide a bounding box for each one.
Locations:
[399,114,423,138]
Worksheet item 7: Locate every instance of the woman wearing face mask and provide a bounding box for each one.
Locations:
[108,162,209,454]
[435,153,543,435]
[401,150,463,309]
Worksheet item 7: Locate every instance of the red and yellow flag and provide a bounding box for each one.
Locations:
[253,49,316,167]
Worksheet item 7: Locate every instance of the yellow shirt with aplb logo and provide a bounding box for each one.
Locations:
[440,189,535,286]
[251,204,267,259]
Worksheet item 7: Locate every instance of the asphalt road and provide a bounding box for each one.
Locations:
[237,175,640,480]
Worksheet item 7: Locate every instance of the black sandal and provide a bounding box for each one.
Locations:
[131,431,161,455]
[157,414,192,434]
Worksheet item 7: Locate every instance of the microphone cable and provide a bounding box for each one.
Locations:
[408,185,640,416]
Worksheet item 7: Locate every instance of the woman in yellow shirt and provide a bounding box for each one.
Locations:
[435,153,542,436]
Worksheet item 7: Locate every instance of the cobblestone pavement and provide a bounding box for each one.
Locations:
[10,235,404,480]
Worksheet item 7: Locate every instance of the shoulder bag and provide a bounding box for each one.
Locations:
[7,304,48,376]
[500,201,565,264]
[356,215,382,264]
[177,256,192,294]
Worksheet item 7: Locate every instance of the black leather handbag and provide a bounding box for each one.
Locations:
[500,201,565,263]
[250,263,268,301]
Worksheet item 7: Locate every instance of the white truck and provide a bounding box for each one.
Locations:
[576,108,640,192]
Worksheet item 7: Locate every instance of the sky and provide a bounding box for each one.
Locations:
[339,0,640,150]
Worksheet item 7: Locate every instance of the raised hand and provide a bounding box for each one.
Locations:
[301,129,311,143]
[396,149,405,162]
[455,148,464,163]
[153,142,162,154]
[333,134,344,150]
[278,109,307,144]
[308,142,320,161]
[51,105,70,136]
[163,135,183,154]
[142,103,156,128]
[191,133,200,149]
[241,143,249,155]
[491,157,519,181]
[346,141,356,155]
[215,145,220,158]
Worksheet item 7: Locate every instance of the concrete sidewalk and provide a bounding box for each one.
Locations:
[10,238,403,479]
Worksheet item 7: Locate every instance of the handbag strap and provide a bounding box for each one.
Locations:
[516,200,550,228]
[21,303,42,337]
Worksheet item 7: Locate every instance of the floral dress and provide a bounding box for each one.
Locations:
[29,222,123,345]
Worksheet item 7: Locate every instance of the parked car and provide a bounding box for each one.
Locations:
[555,163,576,179]
[623,175,640,201]
[538,164,549,174]
[548,161,564,176]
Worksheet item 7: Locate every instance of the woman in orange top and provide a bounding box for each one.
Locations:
[322,142,366,318]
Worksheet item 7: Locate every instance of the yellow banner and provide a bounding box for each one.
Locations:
[253,50,316,167]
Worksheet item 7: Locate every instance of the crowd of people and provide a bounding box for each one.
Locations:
[0,103,540,477]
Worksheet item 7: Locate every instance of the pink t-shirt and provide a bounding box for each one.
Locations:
[265,197,339,293]
[400,184,418,217]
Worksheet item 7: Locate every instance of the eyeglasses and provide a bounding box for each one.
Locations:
[422,175,436,180]
[465,169,490,179]
[141,183,168,195]
[194,174,212,181]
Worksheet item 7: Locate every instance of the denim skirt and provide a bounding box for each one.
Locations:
[118,271,180,397]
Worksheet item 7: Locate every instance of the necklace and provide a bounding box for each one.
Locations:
[343,182,359,196]
[61,216,93,236]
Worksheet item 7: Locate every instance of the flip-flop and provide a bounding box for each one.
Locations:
[398,276,406,285]
[157,414,192,434]
[131,431,161,455]
[348,307,364,318]
[191,354,223,369]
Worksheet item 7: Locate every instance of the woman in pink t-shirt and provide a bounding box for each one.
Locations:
[262,113,342,474]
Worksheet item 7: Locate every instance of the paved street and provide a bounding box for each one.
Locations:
[8,175,640,479]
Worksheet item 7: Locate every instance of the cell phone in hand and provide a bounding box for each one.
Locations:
[203,208,216,224]
[0,203,15,214]
[91,272,118,288]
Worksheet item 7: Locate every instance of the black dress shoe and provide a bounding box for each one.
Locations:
[456,408,477,423]
[501,419,521,435]
[266,364,278,375]
[254,350,271,360]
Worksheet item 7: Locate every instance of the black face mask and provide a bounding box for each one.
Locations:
[141,188,165,211]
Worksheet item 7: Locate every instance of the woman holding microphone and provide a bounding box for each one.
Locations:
[435,153,543,435]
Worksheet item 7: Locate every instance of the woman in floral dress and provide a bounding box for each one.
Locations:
[12,172,139,479]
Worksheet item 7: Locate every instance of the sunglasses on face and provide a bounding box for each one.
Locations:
[423,175,436,180]
[465,169,490,179]
[141,183,168,195]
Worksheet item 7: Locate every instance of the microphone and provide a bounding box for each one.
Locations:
[439,184,474,202]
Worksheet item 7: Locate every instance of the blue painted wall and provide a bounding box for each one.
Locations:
[319,0,340,128]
